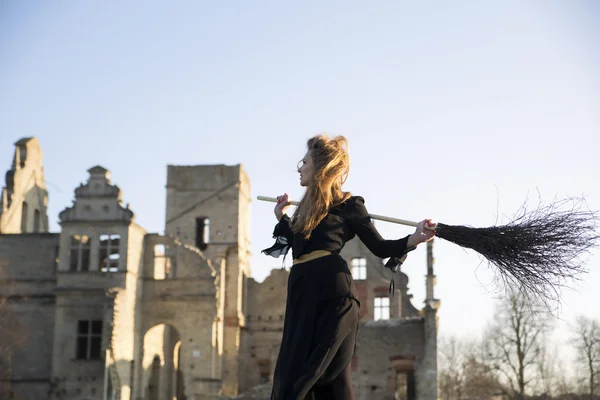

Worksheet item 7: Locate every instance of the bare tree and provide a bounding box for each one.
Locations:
[438,333,503,400]
[535,335,558,397]
[462,330,504,399]
[554,360,577,399]
[438,335,467,400]
[572,315,600,398]
[488,289,553,399]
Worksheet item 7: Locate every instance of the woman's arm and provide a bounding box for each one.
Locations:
[261,193,295,258]
[348,197,434,258]
[273,214,294,243]
[262,214,295,259]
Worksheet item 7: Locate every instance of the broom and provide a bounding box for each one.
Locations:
[257,195,599,308]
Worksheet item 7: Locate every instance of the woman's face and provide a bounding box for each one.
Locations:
[297,151,315,187]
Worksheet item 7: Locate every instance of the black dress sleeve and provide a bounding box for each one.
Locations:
[348,196,416,271]
[261,215,294,258]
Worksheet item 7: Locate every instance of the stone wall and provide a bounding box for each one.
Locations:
[139,236,220,399]
[0,234,58,400]
[50,292,107,399]
[354,318,427,400]
[164,164,252,397]
[0,233,58,280]
[139,324,181,400]
[241,269,288,392]
[339,229,422,320]
[165,165,243,253]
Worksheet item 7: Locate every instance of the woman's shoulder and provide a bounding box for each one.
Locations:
[332,194,366,213]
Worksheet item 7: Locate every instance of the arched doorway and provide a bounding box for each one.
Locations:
[390,356,416,400]
[142,324,182,400]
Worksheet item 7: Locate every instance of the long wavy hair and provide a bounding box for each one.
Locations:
[291,134,352,239]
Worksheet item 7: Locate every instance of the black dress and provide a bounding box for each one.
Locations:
[263,196,415,400]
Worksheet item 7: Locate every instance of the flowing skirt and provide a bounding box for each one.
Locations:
[270,254,360,400]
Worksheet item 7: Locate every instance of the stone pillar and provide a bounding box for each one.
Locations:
[220,248,242,395]
[420,239,440,400]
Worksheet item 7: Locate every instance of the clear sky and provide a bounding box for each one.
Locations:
[1,1,598,354]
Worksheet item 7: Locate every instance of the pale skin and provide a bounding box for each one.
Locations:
[274,151,436,248]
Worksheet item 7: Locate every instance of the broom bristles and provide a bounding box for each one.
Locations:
[436,197,599,311]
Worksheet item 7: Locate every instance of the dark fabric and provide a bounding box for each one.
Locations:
[262,196,415,265]
[262,214,294,260]
[309,364,354,400]
[265,196,418,399]
[270,255,359,400]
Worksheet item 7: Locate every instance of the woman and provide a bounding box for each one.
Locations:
[262,134,435,400]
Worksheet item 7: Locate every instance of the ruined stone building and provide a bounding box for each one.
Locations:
[0,137,439,400]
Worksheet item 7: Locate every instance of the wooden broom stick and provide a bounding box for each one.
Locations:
[256,195,419,227]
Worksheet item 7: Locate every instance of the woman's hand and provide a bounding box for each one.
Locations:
[274,193,291,221]
[407,219,436,247]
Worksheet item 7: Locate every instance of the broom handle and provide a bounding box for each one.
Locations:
[256,195,420,228]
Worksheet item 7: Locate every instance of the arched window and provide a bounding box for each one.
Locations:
[33,209,40,232]
[19,145,27,167]
[20,201,28,232]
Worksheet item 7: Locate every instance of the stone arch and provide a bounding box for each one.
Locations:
[141,323,183,400]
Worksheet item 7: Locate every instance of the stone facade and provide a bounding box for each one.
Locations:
[0,138,439,400]
[0,138,49,234]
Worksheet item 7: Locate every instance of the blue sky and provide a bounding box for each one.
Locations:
[1,1,598,355]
